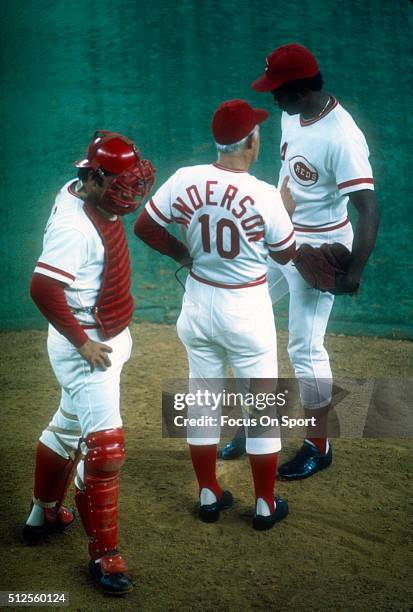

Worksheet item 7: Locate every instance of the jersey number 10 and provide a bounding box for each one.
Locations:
[199,214,240,259]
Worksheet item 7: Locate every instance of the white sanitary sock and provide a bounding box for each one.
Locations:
[256,497,276,517]
[26,503,45,526]
[305,438,330,454]
[200,488,217,505]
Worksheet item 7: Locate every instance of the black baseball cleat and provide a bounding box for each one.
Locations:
[252,496,289,531]
[21,506,75,545]
[198,490,234,523]
[89,553,133,595]
[278,440,333,481]
[217,437,246,460]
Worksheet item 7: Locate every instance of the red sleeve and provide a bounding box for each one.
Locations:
[269,242,297,265]
[134,209,190,263]
[30,273,89,348]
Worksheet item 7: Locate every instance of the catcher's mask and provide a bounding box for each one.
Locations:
[75,130,156,216]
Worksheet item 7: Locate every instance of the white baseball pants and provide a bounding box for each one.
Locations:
[268,223,354,409]
[39,326,132,484]
[177,276,280,454]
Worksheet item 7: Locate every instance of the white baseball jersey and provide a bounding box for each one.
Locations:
[278,97,374,233]
[145,163,295,287]
[34,179,104,325]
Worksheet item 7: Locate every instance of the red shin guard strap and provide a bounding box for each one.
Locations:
[248,452,278,513]
[188,444,222,500]
[44,505,73,526]
[101,554,128,574]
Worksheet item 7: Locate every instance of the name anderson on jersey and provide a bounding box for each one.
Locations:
[157,180,265,242]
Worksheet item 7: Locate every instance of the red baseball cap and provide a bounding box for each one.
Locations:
[211,99,269,145]
[251,43,319,92]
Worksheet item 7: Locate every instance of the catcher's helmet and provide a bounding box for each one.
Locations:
[75,130,155,216]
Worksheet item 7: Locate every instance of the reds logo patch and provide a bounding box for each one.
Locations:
[289,156,319,186]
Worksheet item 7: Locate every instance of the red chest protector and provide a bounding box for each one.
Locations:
[84,201,134,339]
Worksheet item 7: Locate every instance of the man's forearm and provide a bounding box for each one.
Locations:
[30,273,89,347]
[348,191,380,278]
[134,209,190,263]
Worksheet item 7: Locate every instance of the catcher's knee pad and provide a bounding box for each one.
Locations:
[80,428,126,559]
[86,428,126,474]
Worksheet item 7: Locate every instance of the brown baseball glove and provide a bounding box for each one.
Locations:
[294,243,357,294]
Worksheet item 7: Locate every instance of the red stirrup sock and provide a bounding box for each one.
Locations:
[188,444,222,500]
[33,442,74,504]
[305,405,329,455]
[75,486,90,536]
[306,437,328,454]
[248,452,278,513]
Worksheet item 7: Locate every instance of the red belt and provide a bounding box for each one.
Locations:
[190,270,267,289]
[294,218,349,233]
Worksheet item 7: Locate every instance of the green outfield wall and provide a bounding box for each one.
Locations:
[1,0,412,338]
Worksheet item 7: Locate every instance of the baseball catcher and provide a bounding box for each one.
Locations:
[22,131,155,595]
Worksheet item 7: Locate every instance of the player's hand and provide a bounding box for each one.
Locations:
[77,339,113,372]
[280,176,296,218]
[332,272,361,295]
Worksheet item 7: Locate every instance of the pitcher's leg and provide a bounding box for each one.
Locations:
[219,266,287,461]
[279,284,335,480]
